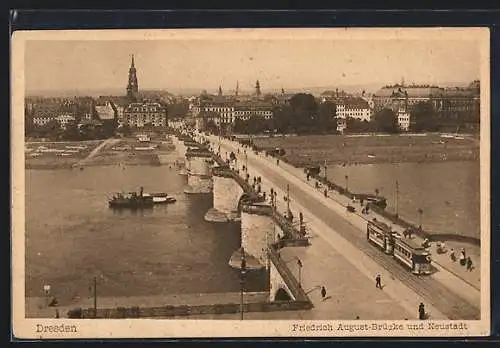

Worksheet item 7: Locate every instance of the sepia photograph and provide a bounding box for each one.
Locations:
[11,28,490,338]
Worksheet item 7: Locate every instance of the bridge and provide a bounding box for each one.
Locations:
[171,129,481,320]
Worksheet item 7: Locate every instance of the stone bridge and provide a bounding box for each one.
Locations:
[176,133,312,306]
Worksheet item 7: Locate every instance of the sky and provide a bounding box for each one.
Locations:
[24,31,482,95]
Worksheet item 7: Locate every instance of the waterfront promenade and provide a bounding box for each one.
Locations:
[206,133,480,320]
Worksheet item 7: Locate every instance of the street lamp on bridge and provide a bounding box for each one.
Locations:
[240,249,247,320]
[345,175,349,193]
[417,208,423,230]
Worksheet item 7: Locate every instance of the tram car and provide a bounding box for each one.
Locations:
[392,237,432,275]
[366,219,432,275]
[366,219,395,254]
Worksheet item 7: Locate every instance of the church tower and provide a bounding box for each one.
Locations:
[235,81,239,96]
[126,54,139,100]
[255,80,261,97]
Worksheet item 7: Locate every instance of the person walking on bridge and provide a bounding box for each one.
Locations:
[375,274,382,289]
[321,286,327,300]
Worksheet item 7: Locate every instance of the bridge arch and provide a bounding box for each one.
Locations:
[274,288,293,301]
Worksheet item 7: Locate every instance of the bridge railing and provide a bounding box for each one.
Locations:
[271,208,310,245]
[269,243,312,305]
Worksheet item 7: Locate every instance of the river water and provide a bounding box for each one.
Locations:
[25,165,267,303]
[325,161,480,239]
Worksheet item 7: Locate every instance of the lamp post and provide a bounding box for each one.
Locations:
[417,208,423,230]
[324,160,328,180]
[240,249,247,320]
[286,184,290,213]
[395,180,399,219]
[93,276,97,318]
[345,175,349,193]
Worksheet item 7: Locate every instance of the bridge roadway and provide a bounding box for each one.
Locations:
[207,134,480,320]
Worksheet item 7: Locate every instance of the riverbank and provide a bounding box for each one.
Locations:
[251,133,479,166]
[25,140,103,169]
[24,136,177,169]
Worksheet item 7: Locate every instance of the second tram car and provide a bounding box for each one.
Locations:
[393,237,432,275]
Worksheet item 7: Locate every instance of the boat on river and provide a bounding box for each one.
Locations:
[108,187,153,208]
[142,192,177,204]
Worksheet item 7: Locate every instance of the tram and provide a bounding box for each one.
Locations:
[366,219,432,275]
[393,237,432,275]
[366,219,395,254]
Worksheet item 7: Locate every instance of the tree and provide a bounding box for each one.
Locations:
[206,120,218,133]
[317,101,337,133]
[372,108,398,133]
[345,117,371,133]
[117,123,132,136]
[273,106,293,134]
[289,93,319,134]
[410,102,438,132]
[61,120,81,140]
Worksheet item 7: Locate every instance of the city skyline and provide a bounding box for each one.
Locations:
[23,29,482,96]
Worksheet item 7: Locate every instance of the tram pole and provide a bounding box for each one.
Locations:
[395,180,399,219]
[93,276,97,319]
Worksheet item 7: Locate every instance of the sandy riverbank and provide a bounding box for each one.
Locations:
[251,133,479,166]
[25,137,177,169]
[24,140,103,169]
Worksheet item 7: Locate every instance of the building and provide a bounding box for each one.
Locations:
[126,54,139,101]
[336,97,372,122]
[397,108,411,131]
[372,84,442,113]
[95,101,116,121]
[234,102,273,121]
[373,81,480,130]
[122,102,167,128]
[56,113,76,129]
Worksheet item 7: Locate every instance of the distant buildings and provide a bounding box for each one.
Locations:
[336,97,372,122]
[335,97,372,133]
[372,81,480,131]
[95,100,116,121]
[190,82,276,132]
[122,102,167,128]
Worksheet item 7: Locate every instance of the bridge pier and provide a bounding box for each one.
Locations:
[204,166,245,222]
[183,149,213,194]
[240,203,278,268]
[172,136,189,175]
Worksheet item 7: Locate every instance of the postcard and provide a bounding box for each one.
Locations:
[11,27,490,338]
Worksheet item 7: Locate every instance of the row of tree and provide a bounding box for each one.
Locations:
[224,96,477,135]
[25,118,119,141]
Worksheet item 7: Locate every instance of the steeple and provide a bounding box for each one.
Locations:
[126,54,139,101]
[255,80,261,97]
[235,81,239,96]
[218,85,223,96]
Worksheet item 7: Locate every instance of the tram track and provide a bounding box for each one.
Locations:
[242,149,480,320]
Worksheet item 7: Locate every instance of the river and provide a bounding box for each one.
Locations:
[325,161,480,239]
[25,165,267,303]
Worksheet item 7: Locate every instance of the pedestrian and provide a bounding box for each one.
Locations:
[321,286,327,300]
[466,257,473,271]
[460,249,466,266]
[418,302,426,320]
[375,274,382,289]
[450,248,456,262]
